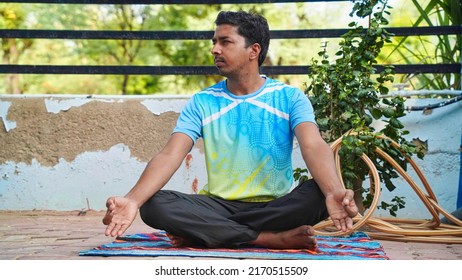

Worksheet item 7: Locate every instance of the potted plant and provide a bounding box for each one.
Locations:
[301,0,424,215]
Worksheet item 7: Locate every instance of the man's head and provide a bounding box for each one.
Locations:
[214,11,270,67]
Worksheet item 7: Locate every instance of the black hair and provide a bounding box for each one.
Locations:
[215,11,270,66]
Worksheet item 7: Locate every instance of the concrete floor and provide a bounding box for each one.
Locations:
[0,210,461,260]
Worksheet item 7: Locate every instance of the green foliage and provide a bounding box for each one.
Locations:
[0,4,33,94]
[387,0,461,91]
[0,4,26,29]
[0,3,341,95]
[3,2,455,97]
[378,195,406,217]
[293,167,310,185]
[304,0,424,214]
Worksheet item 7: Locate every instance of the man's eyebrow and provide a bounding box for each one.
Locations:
[212,35,231,42]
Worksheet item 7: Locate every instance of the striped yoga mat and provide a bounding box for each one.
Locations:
[80,230,388,260]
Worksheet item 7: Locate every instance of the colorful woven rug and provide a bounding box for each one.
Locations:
[79,230,388,260]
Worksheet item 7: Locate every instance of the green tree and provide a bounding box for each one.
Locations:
[79,5,157,94]
[386,0,461,91]
[140,4,222,95]
[0,4,33,94]
[1,3,365,95]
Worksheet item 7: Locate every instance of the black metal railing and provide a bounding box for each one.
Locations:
[0,0,460,77]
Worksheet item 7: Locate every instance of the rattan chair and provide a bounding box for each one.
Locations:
[313,134,462,244]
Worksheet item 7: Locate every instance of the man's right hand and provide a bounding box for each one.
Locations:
[103,196,139,237]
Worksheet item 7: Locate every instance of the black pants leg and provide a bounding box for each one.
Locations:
[229,179,329,232]
[139,179,328,248]
[139,190,259,248]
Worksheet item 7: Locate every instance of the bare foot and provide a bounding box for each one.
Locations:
[251,225,317,250]
[166,233,194,247]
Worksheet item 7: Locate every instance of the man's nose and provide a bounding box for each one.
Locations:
[211,44,221,55]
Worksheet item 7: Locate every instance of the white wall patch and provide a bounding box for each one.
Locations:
[0,101,17,132]
[45,98,93,114]
[142,99,188,115]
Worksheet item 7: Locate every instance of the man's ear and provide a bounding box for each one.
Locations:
[249,43,261,61]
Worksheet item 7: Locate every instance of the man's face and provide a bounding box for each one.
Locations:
[211,24,253,77]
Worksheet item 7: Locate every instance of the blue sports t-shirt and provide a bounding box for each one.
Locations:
[173,76,316,202]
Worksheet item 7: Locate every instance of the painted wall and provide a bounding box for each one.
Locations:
[373,98,462,219]
[0,95,460,220]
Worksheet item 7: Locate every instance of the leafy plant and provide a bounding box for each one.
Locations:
[0,4,33,94]
[293,167,310,185]
[302,0,424,216]
[386,0,461,92]
[378,195,406,216]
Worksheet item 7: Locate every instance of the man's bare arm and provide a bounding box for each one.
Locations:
[103,132,194,237]
[124,132,194,207]
[294,122,358,231]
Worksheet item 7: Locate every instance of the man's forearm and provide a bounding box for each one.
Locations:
[124,133,193,207]
[295,122,344,197]
[301,141,344,197]
[124,154,179,207]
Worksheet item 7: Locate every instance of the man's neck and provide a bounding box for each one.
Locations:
[226,74,265,96]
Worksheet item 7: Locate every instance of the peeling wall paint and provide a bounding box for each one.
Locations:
[0,144,206,210]
[0,95,460,219]
[44,98,94,114]
[0,101,17,132]
[142,98,189,115]
[0,97,179,166]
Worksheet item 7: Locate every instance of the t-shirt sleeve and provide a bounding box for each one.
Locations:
[172,95,202,143]
[290,88,317,131]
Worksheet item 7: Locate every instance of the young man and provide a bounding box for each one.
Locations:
[103,11,358,249]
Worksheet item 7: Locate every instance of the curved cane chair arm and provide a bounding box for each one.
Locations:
[313,135,382,236]
[313,132,462,243]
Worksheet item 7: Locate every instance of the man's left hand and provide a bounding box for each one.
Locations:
[325,189,358,232]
